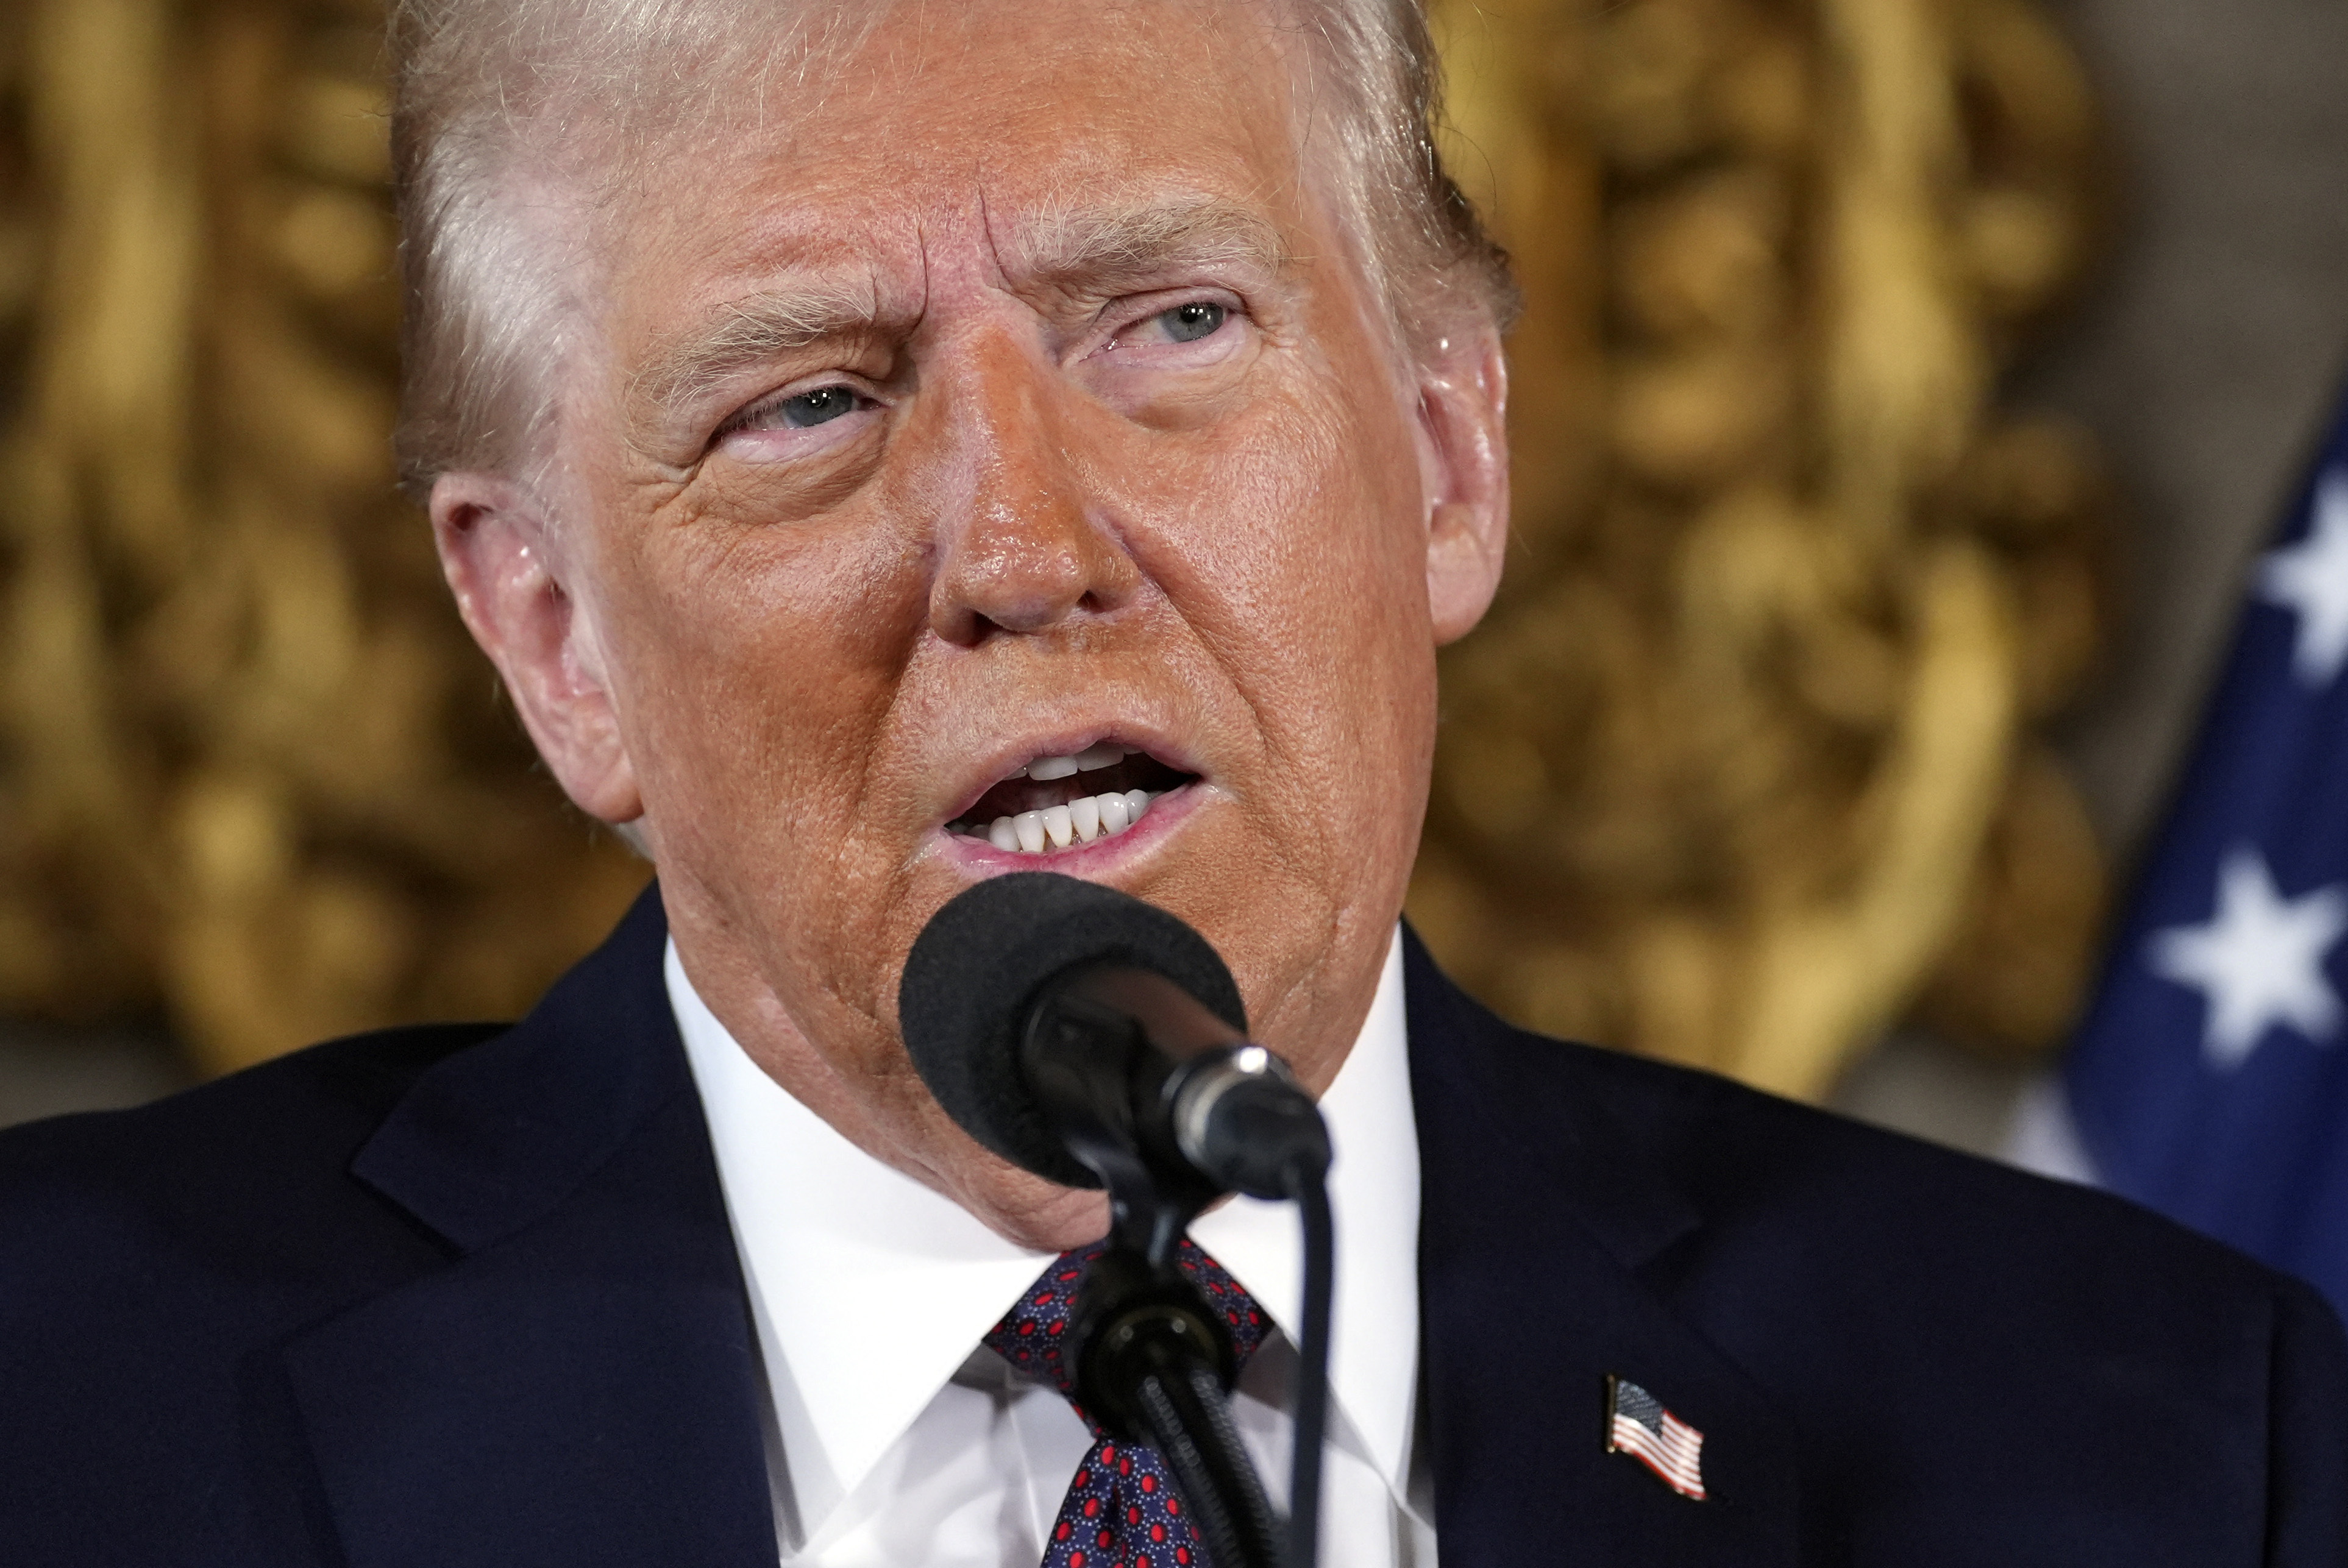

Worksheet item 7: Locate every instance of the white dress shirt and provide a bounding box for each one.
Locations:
[671,928,1437,1566]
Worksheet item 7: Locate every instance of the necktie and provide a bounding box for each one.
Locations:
[985,1238,1270,1568]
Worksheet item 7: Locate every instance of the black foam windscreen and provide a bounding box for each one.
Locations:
[898,871,1249,1188]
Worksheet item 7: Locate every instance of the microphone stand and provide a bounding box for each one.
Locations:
[1070,1218,1283,1568]
[1035,988,1288,1568]
[1075,1164,1335,1568]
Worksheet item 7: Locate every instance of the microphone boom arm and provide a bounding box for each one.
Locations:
[1027,965,1298,1568]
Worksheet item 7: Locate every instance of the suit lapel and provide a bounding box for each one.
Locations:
[279,887,777,1568]
[1406,928,1802,1563]
[272,892,1796,1565]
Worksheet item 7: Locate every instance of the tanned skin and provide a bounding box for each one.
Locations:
[430,0,1510,1251]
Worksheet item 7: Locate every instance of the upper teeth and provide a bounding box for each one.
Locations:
[1016,742,1127,782]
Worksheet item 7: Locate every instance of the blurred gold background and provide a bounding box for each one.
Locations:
[0,0,650,1075]
[1413,0,2111,1097]
[0,0,2113,1097]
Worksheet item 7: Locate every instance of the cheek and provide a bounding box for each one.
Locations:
[591,492,931,865]
[1144,372,1432,718]
[1105,356,1437,960]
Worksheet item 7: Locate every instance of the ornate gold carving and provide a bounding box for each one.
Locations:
[1416,0,2110,1096]
[0,0,646,1074]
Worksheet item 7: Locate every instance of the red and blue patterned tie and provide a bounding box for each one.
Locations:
[984,1238,1270,1568]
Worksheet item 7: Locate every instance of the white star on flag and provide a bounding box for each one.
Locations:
[2147,847,2348,1069]
[2258,470,2348,686]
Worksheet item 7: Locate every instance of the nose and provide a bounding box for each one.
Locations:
[926,334,1140,647]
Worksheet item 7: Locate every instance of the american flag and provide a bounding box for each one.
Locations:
[2030,390,2348,1323]
[1606,1375,1706,1500]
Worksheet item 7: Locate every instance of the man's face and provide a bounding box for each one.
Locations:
[436,0,1507,1247]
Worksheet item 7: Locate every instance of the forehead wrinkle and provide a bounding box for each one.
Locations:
[630,274,891,420]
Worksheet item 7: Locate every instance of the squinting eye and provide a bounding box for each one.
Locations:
[1157,302,1226,343]
[775,385,860,428]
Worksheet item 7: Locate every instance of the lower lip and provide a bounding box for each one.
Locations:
[933,782,1202,872]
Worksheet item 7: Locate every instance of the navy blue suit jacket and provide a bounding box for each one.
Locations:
[4,885,2344,1564]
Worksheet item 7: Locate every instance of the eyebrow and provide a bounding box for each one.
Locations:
[631,274,888,419]
[1004,194,1295,294]
[630,196,1294,423]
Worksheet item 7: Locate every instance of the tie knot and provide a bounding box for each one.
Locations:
[984,1239,1271,1414]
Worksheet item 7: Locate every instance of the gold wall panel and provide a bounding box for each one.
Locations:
[0,0,2109,1094]
[1415,0,2110,1096]
[0,0,648,1074]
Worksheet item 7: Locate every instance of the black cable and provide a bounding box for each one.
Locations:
[1136,1363,1283,1568]
[1286,1163,1334,1568]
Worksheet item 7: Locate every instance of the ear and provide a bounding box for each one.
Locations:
[1415,322,1511,645]
[429,472,644,827]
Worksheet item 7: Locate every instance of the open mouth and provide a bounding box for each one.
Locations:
[947,741,1199,856]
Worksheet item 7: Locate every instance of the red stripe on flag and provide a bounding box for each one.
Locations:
[1609,1413,1707,1500]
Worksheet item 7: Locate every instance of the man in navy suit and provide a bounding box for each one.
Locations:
[4,0,2344,1562]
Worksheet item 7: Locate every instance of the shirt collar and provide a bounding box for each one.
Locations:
[671,926,1420,1536]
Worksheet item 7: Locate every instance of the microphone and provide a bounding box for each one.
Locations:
[898,871,1331,1206]
[898,871,1336,1568]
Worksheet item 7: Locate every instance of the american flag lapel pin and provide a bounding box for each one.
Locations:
[1605,1374,1707,1500]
